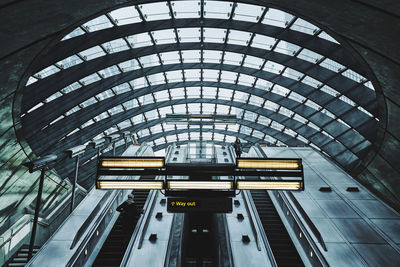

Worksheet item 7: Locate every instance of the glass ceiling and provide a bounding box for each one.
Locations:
[20,0,378,188]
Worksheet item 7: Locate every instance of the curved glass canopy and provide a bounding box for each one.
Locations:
[20,0,378,189]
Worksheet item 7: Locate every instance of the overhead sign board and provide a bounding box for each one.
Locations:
[167,198,232,213]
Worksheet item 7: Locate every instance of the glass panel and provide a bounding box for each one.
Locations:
[80,97,97,108]
[203,87,217,98]
[204,0,232,19]
[170,88,185,99]
[109,6,142,25]
[251,34,275,50]
[302,76,321,88]
[79,46,106,61]
[218,88,233,100]
[187,87,201,98]
[342,69,366,83]
[203,69,219,81]
[44,92,63,103]
[56,55,83,70]
[264,60,284,74]
[274,40,301,56]
[139,54,160,67]
[237,73,255,86]
[98,65,121,78]
[282,67,303,80]
[290,18,319,35]
[160,51,181,65]
[147,73,166,85]
[319,58,344,73]
[109,105,124,115]
[184,69,201,81]
[255,78,273,91]
[318,31,339,44]
[126,32,153,48]
[177,27,200,43]
[172,0,200,19]
[262,8,293,28]
[61,27,85,41]
[233,3,264,23]
[243,55,264,69]
[203,28,226,43]
[61,82,81,94]
[35,65,60,79]
[227,30,252,46]
[151,29,176,45]
[102,38,130,53]
[130,77,148,89]
[96,89,114,101]
[223,52,243,66]
[182,50,201,63]
[113,83,131,95]
[203,50,222,64]
[119,59,140,72]
[297,48,323,63]
[139,2,170,21]
[80,73,101,86]
[220,70,237,83]
[82,15,113,32]
[165,70,183,82]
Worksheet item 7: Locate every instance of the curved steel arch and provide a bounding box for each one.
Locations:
[114,117,304,146]
[31,98,353,166]
[23,63,375,144]
[140,128,263,145]
[24,41,376,115]
[29,94,335,150]
[36,17,357,72]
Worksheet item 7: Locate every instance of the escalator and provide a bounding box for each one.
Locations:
[92,176,154,267]
[250,190,304,267]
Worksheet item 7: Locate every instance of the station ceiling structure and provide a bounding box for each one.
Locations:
[1,0,400,226]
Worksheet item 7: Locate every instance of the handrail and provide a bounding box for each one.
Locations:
[222,214,234,267]
[69,191,112,249]
[287,192,327,251]
[241,189,261,251]
[137,189,158,249]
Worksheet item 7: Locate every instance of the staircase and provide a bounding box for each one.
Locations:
[5,245,40,267]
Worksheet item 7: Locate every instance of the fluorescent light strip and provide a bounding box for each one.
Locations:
[100,158,164,168]
[237,159,300,169]
[236,181,302,190]
[97,181,164,189]
[168,181,233,190]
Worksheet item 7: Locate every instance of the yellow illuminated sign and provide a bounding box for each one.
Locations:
[236,181,303,190]
[97,181,164,189]
[237,159,301,169]
[100,157,164,168]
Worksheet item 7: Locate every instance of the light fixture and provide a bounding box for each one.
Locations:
[236,181,303,190]
[97,181,164,189]
[237,159,301,169]
[99,157,165,168]
[167,181,233,190]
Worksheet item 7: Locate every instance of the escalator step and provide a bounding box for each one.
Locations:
[251,191,304,267]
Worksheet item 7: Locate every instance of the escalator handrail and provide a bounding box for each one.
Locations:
[137,184,159,249]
